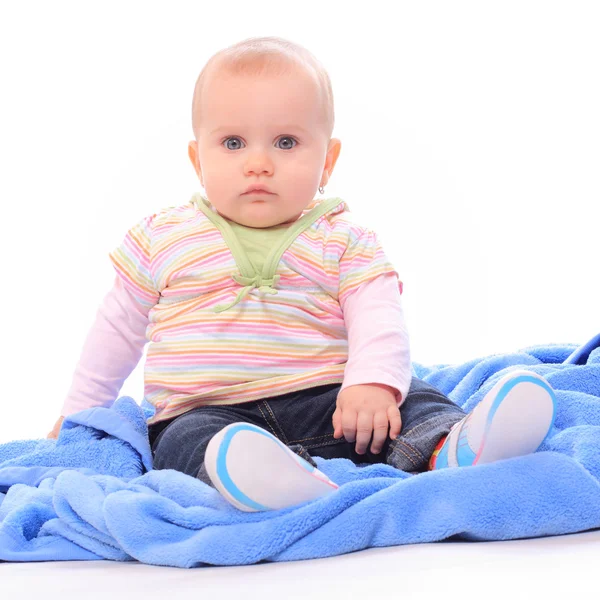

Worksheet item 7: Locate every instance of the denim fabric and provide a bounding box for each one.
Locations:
[148,377,467,486]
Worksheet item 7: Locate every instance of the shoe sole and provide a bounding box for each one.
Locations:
[204,423,339,512]
[473,370,557,465]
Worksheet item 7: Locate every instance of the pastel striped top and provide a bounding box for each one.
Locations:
[60,270,411,423]
[105,194,407,426]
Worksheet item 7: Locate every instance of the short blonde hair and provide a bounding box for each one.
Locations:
[191,36,334,141]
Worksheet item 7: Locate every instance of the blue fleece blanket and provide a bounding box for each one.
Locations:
[1,335,599,567]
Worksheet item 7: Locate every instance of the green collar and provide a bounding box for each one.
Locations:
[191,194,345,312]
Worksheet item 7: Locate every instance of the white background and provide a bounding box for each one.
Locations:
[0,0,598,442]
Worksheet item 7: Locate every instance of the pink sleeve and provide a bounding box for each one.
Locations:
[60,276,151,417]
[339,273,412,406]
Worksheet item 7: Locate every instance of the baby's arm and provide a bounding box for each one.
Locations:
[340,273,411,405]
[47,276,151,437]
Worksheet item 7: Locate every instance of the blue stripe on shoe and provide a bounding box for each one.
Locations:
[481,374,557,452]
[433,436,450,469]
[215,423,315,511]
[217,425,270,511]
[433,418,476,469]
[434,373,557,469]
[455,417,477,465]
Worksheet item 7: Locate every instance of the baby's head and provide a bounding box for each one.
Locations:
[188,36,342,228]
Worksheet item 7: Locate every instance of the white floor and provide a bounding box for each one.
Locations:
[2,529,599,600]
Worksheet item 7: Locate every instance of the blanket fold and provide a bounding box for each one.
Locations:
[1,335,599,567]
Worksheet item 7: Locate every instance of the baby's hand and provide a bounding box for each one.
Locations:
[47,416,65,439]
[332,384,402,455]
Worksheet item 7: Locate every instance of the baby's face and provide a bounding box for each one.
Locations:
[189,67,340,228]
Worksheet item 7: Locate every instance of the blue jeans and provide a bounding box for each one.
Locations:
[148,377,467,486]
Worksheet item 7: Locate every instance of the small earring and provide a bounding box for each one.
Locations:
[319,185,325,194]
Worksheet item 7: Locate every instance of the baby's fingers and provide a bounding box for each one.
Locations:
[388,405,402,440]
[370,411,390,454]
[354,411,373,455]
[341,407,358,444]
[332,407,343,439]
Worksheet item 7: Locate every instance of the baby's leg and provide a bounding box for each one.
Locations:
[150,405,263,486]
[429,370,557,470]
[201,384,347,512]
[203,381,467,511]
[204,422,339,512]
[385,378,467,473]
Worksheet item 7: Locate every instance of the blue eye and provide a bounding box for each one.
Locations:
[276,136,297,150]
[223,137,242,151]
[222,136,297,150]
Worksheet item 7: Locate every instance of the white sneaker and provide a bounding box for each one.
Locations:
[432,370,557,469]
[203,422,339,512]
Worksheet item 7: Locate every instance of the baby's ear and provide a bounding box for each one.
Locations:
[187,141,202,182]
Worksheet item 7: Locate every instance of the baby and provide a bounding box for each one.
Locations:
[47,36,557,512]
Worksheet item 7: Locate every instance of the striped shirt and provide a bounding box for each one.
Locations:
[108,194,403,425]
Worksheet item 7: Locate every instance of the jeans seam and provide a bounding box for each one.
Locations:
[401,412,463,439]
[257,402,282,440]
[260,400,289,443]
[390,439,425,466]
[389,444,419,469]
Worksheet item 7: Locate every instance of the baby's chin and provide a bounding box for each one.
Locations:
[236,207,302,229]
